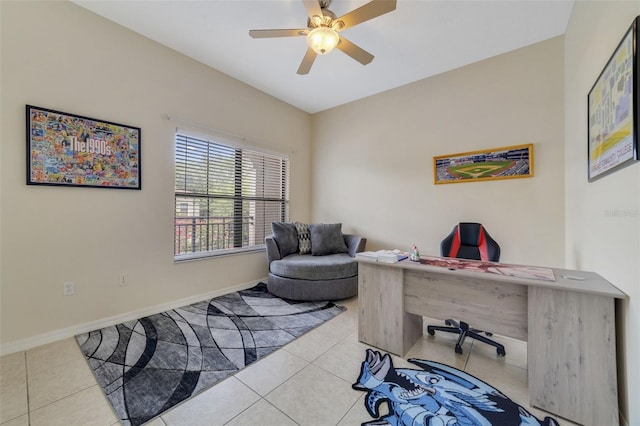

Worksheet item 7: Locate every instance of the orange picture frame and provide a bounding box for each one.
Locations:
[433,143,534,185]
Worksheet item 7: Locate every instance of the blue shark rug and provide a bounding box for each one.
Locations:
[353,349,559,426]
[76,283,344,426]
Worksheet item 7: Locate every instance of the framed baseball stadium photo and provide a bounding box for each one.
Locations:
[26,105,141,189]
[587,16,639,182]
[433,143,534,185]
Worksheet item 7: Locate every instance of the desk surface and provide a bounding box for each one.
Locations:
[356,256,626,299]
[357,255,625,425]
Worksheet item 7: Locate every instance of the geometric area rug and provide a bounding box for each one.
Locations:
[76,283,344,426]
[353,349,560,426]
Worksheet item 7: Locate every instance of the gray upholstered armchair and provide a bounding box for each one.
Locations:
[265,222,366,301]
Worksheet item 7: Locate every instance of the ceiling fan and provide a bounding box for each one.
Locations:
[249,0,397,75]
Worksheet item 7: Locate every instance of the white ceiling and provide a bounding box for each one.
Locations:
[72,0,574,114]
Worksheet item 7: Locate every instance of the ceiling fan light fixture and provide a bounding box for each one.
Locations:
[249,0,397,73]
[306,26,339,55]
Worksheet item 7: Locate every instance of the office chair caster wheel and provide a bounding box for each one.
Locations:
[445,319,453,326]
[497,347,506,356]
[455,345,463,355]
[427,329,435,336]
[484,332,493,337]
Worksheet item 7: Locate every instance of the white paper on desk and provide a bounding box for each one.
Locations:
[355,250,408,263]
[355,251,379,260]
[377,253,399,263]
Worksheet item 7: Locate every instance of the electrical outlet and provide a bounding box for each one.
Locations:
[63,281,75,296]
[119,273,128,286]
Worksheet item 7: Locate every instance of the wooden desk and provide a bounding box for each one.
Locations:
[357,257,626,426]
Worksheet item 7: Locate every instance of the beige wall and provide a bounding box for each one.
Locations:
[3,2,639,423]
[311,37,565,268]
[0,1,311,347]
[564,3,640,425]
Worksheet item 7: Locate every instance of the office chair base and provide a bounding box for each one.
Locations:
[427,320,506,356]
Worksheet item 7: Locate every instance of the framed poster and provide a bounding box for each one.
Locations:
[26,105,141,189]
[433,143,533,184]
[587,16,639,182]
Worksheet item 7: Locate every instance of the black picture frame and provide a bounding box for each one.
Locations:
[587,16,640,182]
[26,105,141,189]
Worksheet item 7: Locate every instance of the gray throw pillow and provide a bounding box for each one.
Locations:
[271,222,298,258]
[295,222,311,254]
[309,223,348,256]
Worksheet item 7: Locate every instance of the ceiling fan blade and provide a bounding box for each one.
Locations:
[297,48,318,75]
[249,29,308,38]
[335,0,397,31]
[302,0,323,20]
[336,36,374,65]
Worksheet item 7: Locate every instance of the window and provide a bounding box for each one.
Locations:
[174,132,289,260]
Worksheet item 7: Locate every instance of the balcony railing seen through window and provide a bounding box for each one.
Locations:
[174,215,254,254]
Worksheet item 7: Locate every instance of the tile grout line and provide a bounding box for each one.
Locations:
[239,314,359,425]
[135,305,352,425]
[337,393,364,425]
[27,383,101,417]
[221,395,300,426]
[24,351,31,425]
[463,339,474,371]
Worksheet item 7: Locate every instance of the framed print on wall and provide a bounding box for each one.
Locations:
[433,143,534,184]
[26,105,141,189]
[587,16,639,182]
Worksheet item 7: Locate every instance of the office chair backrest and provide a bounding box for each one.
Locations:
[441,222,500,262]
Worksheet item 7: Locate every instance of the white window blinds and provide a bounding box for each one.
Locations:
[174,133,289,259]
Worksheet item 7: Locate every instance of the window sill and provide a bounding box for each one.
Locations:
[174,246,265,263]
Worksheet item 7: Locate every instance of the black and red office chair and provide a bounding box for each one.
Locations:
[427,222,506,356]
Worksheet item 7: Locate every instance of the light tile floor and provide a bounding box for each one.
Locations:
[1,296,577,426]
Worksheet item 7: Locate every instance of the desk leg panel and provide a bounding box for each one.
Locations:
[358,263,422,356]
[528,287,618,426]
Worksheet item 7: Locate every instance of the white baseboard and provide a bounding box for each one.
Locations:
[0,279,265,356]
